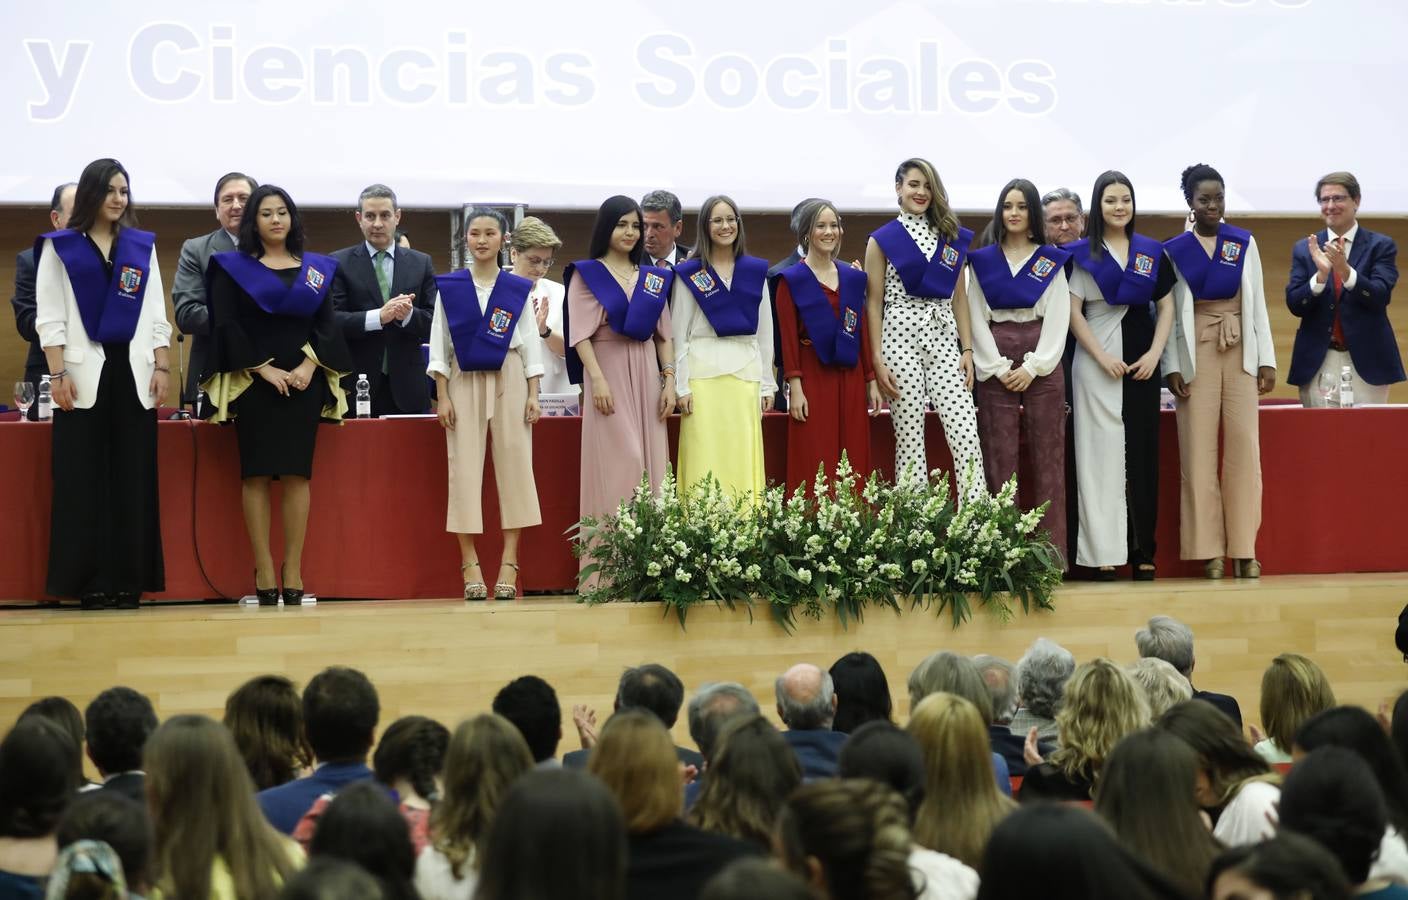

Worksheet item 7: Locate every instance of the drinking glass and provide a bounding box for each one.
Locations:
[12,381,34,419]
[1317,371,1338,407]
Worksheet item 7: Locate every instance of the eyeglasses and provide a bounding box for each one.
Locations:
[1319,194,1352,206]
[709,217,740,227]
[520,254,554,269]
[1047,215,1082,227]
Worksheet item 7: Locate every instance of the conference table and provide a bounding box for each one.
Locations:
[2,406,1404,603]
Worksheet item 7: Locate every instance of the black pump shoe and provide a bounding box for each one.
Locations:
[280,565,304,606]
[114,592,140,609]
[80,593,109,610]
[255,569,280,606]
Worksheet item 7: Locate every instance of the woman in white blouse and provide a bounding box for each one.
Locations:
[966,179,1073,564]
[428,207,543,600]
[670,195,775,502]
[514,217,577,400]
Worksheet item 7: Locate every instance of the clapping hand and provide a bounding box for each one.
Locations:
[1023,727,1045,766]
[573,703,599,749]
[1307,235,1333,279]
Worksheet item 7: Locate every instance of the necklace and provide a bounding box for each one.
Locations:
[606,263,637,285]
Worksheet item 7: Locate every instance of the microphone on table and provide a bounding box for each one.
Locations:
[169,334,191,420]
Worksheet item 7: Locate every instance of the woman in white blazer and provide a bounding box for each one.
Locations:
[35,158,172,609]
[1161,163,1276,580]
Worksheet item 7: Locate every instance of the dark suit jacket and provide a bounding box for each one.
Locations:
[626,820,759,900]
[97,771,146,806]
[173,228,237,407]
[330,244,436,413]
[990,724,1055,778]
[563,743,703,771]
[782,728,848,781]
[10,248,46,419]
[256,761,373,834]
[1285,225,1403,386]
[1193,689,1243,729]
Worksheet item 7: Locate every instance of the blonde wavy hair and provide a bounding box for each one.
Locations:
[776,779,917,900]
[509,215,562,252]
[1260,654,1336,755]
[1048,658,1151,784]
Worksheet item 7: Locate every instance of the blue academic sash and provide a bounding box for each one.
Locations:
[1163,223,1250,302]
[36,227,155,342]
[673,255,766,337]
[870,219,973,300]
[1068,233,1166,306]
[207,250,337,318]
[435,269,532,372]
[572,259,672,341]
[967,244,1073,311]
[779,262,866,368]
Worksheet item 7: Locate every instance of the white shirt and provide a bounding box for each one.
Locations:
[909,846,980,900]
[531,278,577,396]
[426,272,545,380]
[363,240,412,333]
[669,265,776,398]
[966,248,1072,380]
[1212,779,1279,847]
[1309,222,1360,294]
[649,245,679,268]
[1372,826,1408,885]
[415,846,477,900]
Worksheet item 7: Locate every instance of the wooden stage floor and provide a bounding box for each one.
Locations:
[3,574,1405,754]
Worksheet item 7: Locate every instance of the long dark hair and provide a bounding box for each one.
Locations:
[372,715,450,804]
[67,158,138,235]
[688,714,801,848]
[829,652,894,733]
[1296,705,1408,835]
[237,183,306,258]
[1085,171,1137,260]
[978,178,1044,248]
[309,781,418,900]
[1206,831,1350,900]
[588,195,644,264]
[1157,700,1270,806]
[222,674,312,792]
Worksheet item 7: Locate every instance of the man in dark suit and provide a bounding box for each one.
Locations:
[682,682,760,809]
[1135,615,1242,728]
[10,182,76,420]
[1287,171,1403,406]
[84,687,159,806]
[563,664,704,770]
[775,663,847,780]
[641,189,691,268]
[172,172,257,414]
[330,184,436,415]
[975,654,1053,777]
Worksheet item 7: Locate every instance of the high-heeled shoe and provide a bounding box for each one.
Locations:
[494,562,520,600]
[463,562,487,601]
[255,569,279,606]
[280,564,304,606]
[1234,558,1261,579]
[1204,558,1225,580]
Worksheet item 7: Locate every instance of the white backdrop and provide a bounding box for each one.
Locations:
[4,0,1404,213]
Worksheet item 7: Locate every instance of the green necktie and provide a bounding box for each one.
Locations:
[375,249,391,376]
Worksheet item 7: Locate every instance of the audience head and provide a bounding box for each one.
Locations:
[588,195,645,265]
[308,781,417,900]
[775,779,917,900]
[213,171,257,234]
[237,183,307,257]
[1259,653,1335,756]
[491,674,561,763]
[279,857,386,900]
[1278,746,1386,886]
[372,715,449,806]
[616,663,686,729]
[687,682,760,763]
[302,666,379,764]
[838,721,925,823]
[1134,615,1195,677]
[475,769,626,900]
[1125,658,1193,718]
[56,791,152,895]
[356,183,401,252]
[0,717,79,838]
[972,654,1018,725]
[796,199,843,260]
[18,696,86,786]
[893,157,958,240]
[828,652,893,733]
[431,713,534,879]
[688,714,800,848]
[702,857,813,900]
[1015,637,1075,719]
[1157,699,1270,808]
[1206,830,1351,900]
[223,674,312,791]
[640,189,684,259]
[1315,171,1361,234]
[1040,186,1084,246]
[45,839,128,900]
[49,181,79,230]
[84,686,157,778]
[776,663,837,730]
[1179,162,1225,230]
[588,709,681,834]
[69,158,137,234]
[694,195,748,262]
[1295,705,1408,834]
[1049,658,1151,784]
[907,651,993,724]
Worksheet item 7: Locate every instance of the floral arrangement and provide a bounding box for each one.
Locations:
[571,457,1062,630]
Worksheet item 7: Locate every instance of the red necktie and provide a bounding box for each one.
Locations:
[1330,237,1346,349]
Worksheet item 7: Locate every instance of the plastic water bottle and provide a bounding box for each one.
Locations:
[37,375,52,420]
[195,388,207,419]
[1339,366,1355,409]
[355,373,371,418]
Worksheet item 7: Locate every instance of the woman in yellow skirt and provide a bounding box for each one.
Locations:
[670,195,775,503]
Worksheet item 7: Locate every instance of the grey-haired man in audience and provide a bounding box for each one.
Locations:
[1136,615,1243,727]
[1010,638,1076,742]
[776,663,845,781]
[976,654,1053,775]
[684,682,760,808]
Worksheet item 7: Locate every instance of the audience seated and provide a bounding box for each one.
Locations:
[1206,830,1351,900]
[973,654,1052,776]
[907,652,1012,794]
[1279,746,1408,899]
[1094,728,1220,897]
[1295,705,1408,885]
[775,664,848,780]
[55,791,152,898]
[145,714,303,898]
[589,710,757,900]
[223,674,313,791]
[0,718,79,897]
[565,664,702,770]
[688,714,800,849]
[1254,652,1336,763]
[490,675,562,767]
[307,781,418,900]
[1124,657,1193,718]
[45,839,128,900]
[279,857,387,900]
[684,683,761,808]
[828,652,894,734]
[1135,615,1243,727]
[257,666,380,835]
[1010,638,1075,741]
[474,769,627,900]
[906,693,1014,871]
[701,857,813,900]
[774,779,919,900]
[1157,699,1278,846]
[17,698,90,790]
[1020,658,1149,803]
[416,713,534,900]
[84,687,158,806]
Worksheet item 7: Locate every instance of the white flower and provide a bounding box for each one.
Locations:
[744,564,762,581]
[805,535,825,555]
[931,547,943,561]
[797,568,813,584]
[674,568,692,583]
[857,555,876,572]
[645,561,662,577]
[911,559,928,574]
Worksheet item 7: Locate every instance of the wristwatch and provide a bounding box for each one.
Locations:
[540,325,552,339]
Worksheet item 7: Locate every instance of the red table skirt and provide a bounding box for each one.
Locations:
[1,407,1402,602]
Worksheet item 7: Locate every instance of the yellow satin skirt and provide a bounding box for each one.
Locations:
[677,374,765,506]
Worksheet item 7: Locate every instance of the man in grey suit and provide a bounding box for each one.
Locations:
[330,184,437,415]
[172,172,257,414]
[11,181,76,419]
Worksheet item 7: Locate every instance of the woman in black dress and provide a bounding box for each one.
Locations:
[202,185,351,604]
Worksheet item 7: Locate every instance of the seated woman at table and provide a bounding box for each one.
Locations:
[429,207,543,600]
[35,157,171,610]
[202,184,352,605]
[512,217,576,400]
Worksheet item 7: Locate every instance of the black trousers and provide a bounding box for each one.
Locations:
[47,345,164,598]
[1121,311,1161,566]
